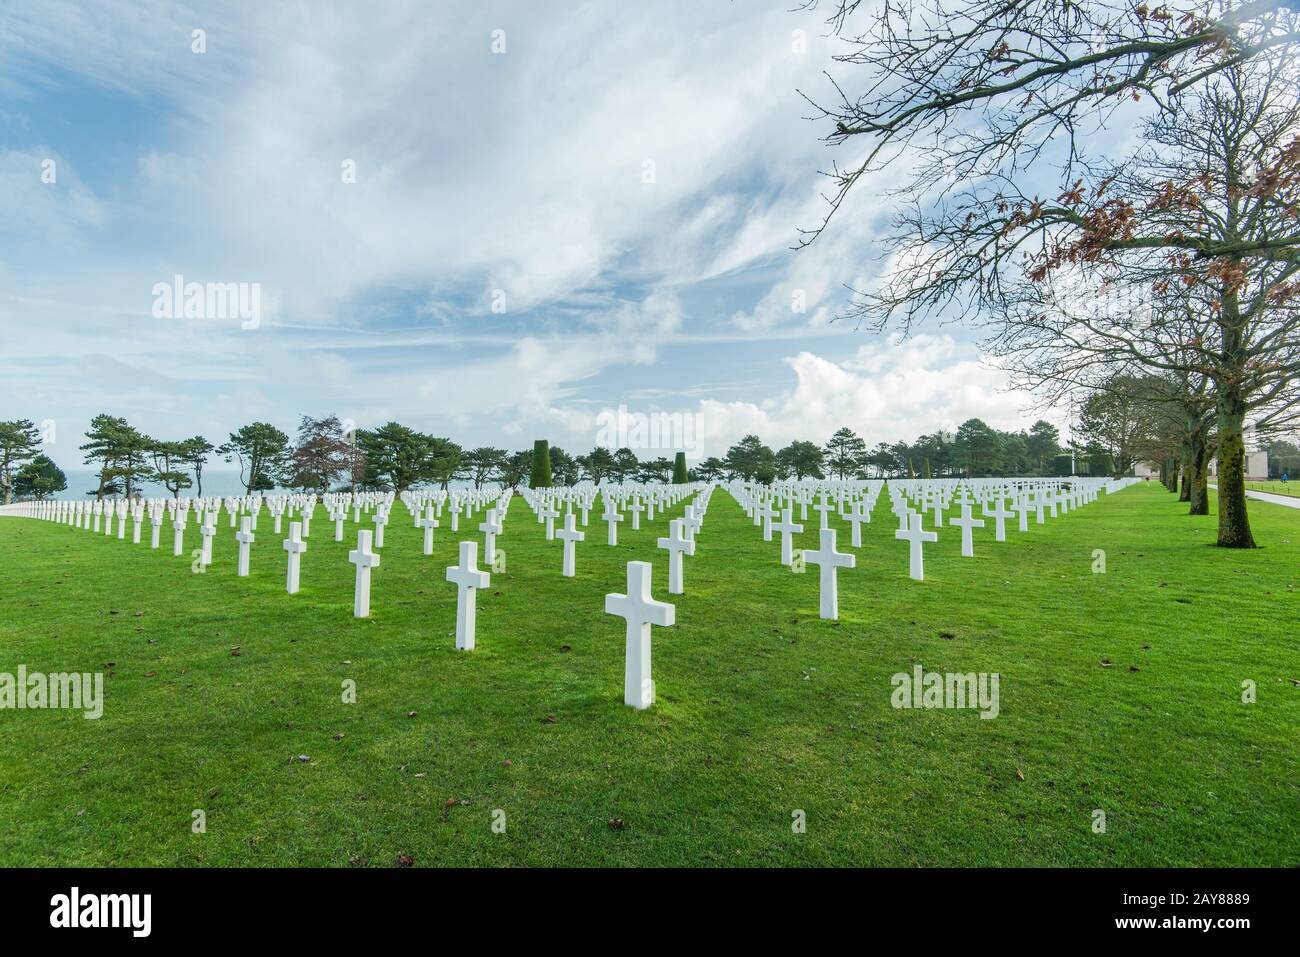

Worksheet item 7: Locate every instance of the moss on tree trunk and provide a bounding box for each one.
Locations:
[1215,388,1255,547]
[1178,445,1192,503]
[1187,423,1210,517]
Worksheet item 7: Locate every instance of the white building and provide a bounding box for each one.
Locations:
[1207,447,1269,481]
[1135,432,1269,481]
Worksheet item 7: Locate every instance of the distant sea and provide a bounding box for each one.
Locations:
[58,470,477,500]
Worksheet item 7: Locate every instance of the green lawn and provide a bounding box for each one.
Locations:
[0,483,1296,867]
[1246,481,1300,498]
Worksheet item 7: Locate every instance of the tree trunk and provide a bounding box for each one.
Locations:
[1215,386,1256,547]
[1188,423,1210,516]
[1178,444,1192,502]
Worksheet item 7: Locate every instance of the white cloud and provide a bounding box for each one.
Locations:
[0,1,1069,466]
[687,335,1064,457]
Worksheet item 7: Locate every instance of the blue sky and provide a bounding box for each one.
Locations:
[0,0,1069,474]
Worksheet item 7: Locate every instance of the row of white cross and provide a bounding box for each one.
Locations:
[0,475,1137,711]
[732,476,1140,620]
[6,482,721,711]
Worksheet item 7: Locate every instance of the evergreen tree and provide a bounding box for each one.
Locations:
[777,440,825,479]
[463,447,507,490]
[179,436,214,497]
[497,450,532,490]
[672,451,688,484]
[823,427,866,480]
[80,414,152,499]
[220,422,290,494]
[13,453,66,499]
[530,439,553,488]
[149,439,194,498]
[0,419,42,505]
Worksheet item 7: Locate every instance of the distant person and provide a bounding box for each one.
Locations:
[1283,473,1289,483]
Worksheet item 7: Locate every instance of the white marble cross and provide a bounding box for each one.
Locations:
[845,500,870,547]
[479,508,502,564]
[602,499,624,546]
[235,516,255,577]
[373,507,388,548]
[542,502,559,541]
[1013,496,1032,532]
[419,506,439,556]
[150,510,163,549]
[446,540,490,650]
[199,514,216,567]
[332,508,346,542]
[557,512,585,577]
[283,521,307,594]
[985,498,1013,542]
[772,507,804,566]
[656,518,695,594]
[802,527,855,619]
[948,504,984,558]
[895,511,938,581]
[813,494,834,530]
[681,504,701,542]
[605,561,675,710]
[348,529,381,617]
[173,510,186,556]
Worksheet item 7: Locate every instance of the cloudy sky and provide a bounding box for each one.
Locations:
[0,0,1066,473]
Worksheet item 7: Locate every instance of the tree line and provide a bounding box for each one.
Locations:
[702,419,1064,483]
[0,413,694,500]
[2,412,1073,501]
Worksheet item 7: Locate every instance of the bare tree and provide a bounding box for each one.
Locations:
[800,0,1300,245]
[981,55,1300,545]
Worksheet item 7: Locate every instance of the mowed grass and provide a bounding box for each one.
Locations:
[1246,481,1300,498]
[0,483,1296,867]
